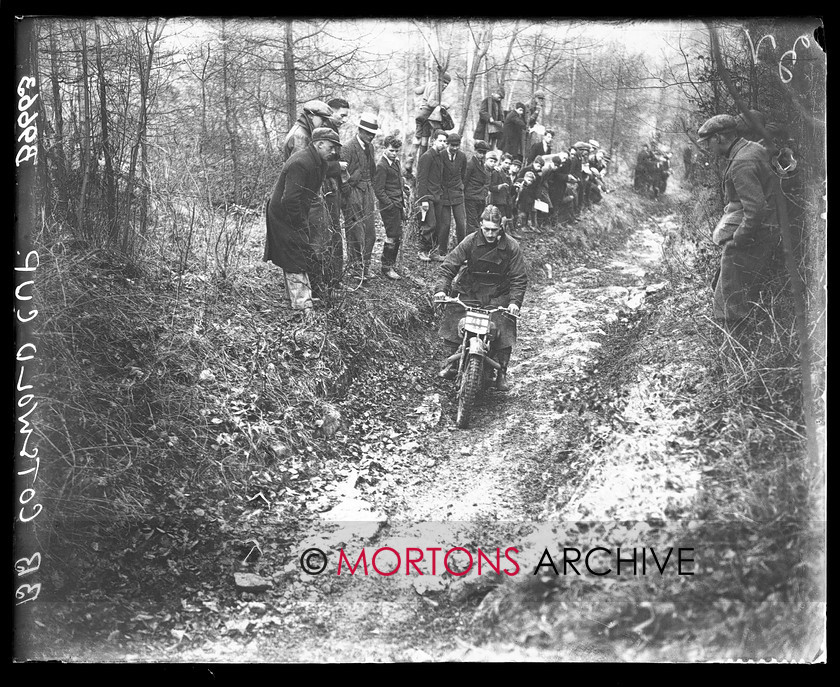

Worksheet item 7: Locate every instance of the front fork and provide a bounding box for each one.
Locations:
[455,333,501,384]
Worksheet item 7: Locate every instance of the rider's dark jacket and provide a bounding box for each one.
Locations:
[434,229,528,347]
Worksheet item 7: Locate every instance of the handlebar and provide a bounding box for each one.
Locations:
[433,294,520,319]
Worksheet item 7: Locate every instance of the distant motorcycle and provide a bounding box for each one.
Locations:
[434,295,519,429]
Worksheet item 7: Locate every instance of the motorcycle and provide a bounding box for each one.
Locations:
[434,295,519,429]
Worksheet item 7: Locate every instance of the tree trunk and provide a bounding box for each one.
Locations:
[608,61,623,161]
[459,23,491,138]
[94,21,117,240]
[284,20,297,130]
[48,27,68,216]
[76,22,92,239]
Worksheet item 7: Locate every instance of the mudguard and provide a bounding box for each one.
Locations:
[468,336,486,356]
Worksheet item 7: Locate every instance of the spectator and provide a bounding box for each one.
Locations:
[696,114,779,329]
[463,140,492,234]
[277,99,345,297]
[502,102,528,161]
[264,128,343,320]
[474,86,505,149]
[413,72,453,155]
[440,131,469,249]
[489,152,514,230]
[373,134,408,280]
[416,129,449,261]
[341,113,380,282]
[527,128,554,165]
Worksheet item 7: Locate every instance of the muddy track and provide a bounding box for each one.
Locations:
[167,218,668,662]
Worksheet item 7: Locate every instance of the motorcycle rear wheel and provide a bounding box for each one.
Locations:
[456,355,484,429]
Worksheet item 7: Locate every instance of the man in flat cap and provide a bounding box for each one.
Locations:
[264,128,343,319]
[341,113,380,282]
[697,113,780,328]
[278,99,348,297]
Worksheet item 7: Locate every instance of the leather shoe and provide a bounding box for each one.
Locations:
[438,365,457,380]
[382,267,402,280]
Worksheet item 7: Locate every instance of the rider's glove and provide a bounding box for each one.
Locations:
[508,303,520,317]
[433,291,447,302]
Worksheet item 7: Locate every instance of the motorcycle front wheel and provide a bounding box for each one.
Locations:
[456,355,484,429]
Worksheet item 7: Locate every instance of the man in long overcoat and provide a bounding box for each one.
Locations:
[697,113,780,328]
[416,129,448,260]
[264,128,343,317]
[473,87,505,149]
[278,99,347,295]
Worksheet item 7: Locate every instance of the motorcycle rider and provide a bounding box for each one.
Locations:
[433,205,528,392]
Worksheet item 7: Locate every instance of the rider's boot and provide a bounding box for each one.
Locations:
[495,347,512,392]
[438,341,459,380]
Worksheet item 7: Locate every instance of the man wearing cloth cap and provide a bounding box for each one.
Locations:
[264,128,343,318]
[463,140,492,235]
[474,86,505,149]
[341,113,380,282]
[276,99,348,296]
[697,113,779,327]
[439,132,469,250]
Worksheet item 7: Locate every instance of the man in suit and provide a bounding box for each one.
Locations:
[341,113,380,282]
[527,129,554,165]
[439,131,469,252]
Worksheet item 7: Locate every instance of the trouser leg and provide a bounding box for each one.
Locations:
[436,202,452,255]
[465,199,483,236]
[283,271,314,313]
[451,202,467,244]
[713,237,775,325]
[439,339,460,378]
[361,188,376,271]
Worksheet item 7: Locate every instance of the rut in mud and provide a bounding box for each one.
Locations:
[166,215,670,662]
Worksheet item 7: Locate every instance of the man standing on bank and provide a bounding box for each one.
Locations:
[373,135,408,280]
[264,128,343,319]
[341,113,380,282]
[696,113,779,328]
[440,132,469,247]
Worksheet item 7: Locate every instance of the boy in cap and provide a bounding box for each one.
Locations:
[341,113,380,282]
[264,128,343,319]
[696,113,780,329]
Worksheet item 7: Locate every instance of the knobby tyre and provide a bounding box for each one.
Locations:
[456,355,484,429]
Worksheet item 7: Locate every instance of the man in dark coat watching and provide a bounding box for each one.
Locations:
[502,103,528,161]
[416,129,448,261]
[373,134,408,280]
[697,113,779,330]
[474,86,505,149]
[463,140,492,235]
[264,128,343,320]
